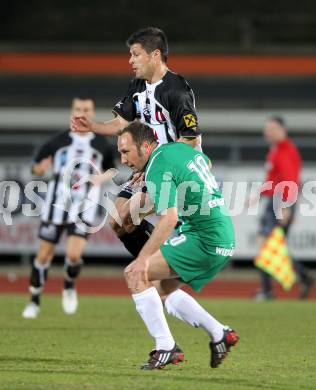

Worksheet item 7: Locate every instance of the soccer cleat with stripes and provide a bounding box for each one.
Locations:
[210,327,239,368]
[140,344,185,370]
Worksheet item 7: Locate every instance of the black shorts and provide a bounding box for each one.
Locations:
[38,222,90,244]
[258,197,295,237]
[118,174,147,199]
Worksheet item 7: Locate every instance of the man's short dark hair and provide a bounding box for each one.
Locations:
[72,96,95,106]
[126,27,169,63]
[118,121,157,151]
[268,115,286,128]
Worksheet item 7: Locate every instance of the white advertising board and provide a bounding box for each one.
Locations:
[213,164,316,260]
[1,161,316,259]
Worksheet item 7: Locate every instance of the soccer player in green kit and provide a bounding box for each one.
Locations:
[118,121,239,370]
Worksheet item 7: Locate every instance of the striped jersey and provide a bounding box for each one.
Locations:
[112,70,200,144]
[33,130,114,226]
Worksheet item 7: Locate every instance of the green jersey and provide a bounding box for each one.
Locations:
[145,142,234,245]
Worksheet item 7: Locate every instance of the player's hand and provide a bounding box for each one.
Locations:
[278,207,292,226]
[130,172,145,189]
[125,257,149,291]
[32,156,52,175]
[71,115,93,133]
[40,156,52,172]
[72,168,118,190]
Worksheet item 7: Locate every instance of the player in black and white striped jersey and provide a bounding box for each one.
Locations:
[22,97,115,319]
[71,27,201,260]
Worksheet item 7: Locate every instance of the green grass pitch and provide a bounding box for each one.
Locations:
[0,295,315,390]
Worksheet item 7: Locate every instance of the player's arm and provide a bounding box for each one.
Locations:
[276,149,300,185]
[137,207,178,259]
[32,156,52,176]
[71,115,129,136]
[168,80,201,148]
[134,167,178,259]
[124,163,177,288]
[72,80,138,136]
[178,135,200,149]
[273,150,299,225]
[31,140,54,176]
[124,207,178,290]
[72,168,119,189]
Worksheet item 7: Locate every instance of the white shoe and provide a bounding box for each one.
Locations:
[62,289,78,314]
[22,302,40,319]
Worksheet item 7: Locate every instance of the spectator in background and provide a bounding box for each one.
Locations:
[251,116,314,300]
[22,97,115,319]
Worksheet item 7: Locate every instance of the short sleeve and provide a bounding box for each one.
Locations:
[168,80,200,138]
[33,141,53,163]
[33,131,71,164]
[112,79,137,122]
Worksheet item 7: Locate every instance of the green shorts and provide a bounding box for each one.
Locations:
[160,233,235,292]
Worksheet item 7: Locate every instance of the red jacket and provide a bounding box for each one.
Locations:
[261,138,301,201]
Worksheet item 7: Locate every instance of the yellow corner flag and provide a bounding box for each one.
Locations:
[255,226,296,290]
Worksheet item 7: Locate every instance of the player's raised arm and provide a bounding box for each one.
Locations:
[71,114,129,136]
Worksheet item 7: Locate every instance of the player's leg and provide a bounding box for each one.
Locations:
[124,250,183,369]
[254,198,276,300]
[22,238,55,318]
[149,257,236,349]
[64,234,86,290]
[161,280,239,367]
[294,261,314,299]
[153,276,225,336]
[255,234,274,299]
[282,214,314,299]
[158,279,225,341]
[108,196,128,237]
[108,182,154,257]
[158,234,239,368]
[62,233,87,314]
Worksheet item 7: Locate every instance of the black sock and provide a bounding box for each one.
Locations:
[119,220,154,257]
[64,280,74,290]
[29,260,49,306]
[64,260,83,289]
[31,294,40,305]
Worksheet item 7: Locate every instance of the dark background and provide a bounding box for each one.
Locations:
[1,0,316,51]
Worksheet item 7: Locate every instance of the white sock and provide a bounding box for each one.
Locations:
[165,289,224,342]
[132,286,175,351]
